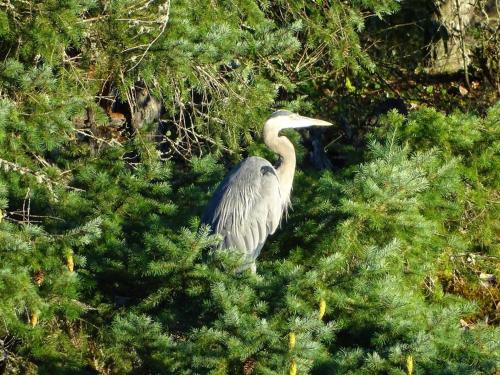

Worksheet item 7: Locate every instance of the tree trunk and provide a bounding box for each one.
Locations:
[429,0,475,75]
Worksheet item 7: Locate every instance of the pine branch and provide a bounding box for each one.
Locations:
[0,158,84,192]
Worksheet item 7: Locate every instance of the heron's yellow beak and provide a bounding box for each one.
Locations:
[287,114,333,128]
[266,110,333,130]
[308,118,332,127]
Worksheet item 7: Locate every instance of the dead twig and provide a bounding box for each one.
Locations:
[0,158,84,192]
[127,0,170,72]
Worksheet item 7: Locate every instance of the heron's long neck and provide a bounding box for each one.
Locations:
[263,123,296,202]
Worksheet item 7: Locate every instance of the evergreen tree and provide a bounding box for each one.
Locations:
[0,0,498,374]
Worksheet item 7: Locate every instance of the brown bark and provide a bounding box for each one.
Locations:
[429,0,476,74]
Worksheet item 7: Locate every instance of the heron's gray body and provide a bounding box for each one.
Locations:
[201,110,332,272]
[202,157,289,269]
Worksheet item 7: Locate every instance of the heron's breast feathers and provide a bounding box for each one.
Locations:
[202,157,289,256]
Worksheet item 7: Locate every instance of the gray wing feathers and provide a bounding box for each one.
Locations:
[202,157,284,262]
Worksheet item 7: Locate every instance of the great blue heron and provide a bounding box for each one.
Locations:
[202,110,332,273]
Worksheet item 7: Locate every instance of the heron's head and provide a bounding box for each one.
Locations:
[266,110,332,131]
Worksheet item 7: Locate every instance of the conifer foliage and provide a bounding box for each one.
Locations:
[0,0,498,374]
